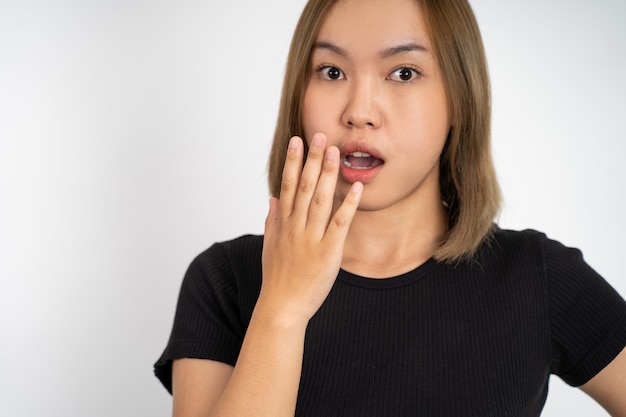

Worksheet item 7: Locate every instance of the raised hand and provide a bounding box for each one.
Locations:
[260,133,363,324]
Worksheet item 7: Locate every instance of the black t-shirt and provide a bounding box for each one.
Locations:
[154,228,626,417]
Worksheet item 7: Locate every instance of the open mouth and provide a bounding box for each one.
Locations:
[342,152,384,170]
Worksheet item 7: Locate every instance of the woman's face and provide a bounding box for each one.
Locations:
[302,0,450,213]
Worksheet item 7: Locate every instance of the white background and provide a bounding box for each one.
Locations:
[1,1,624,416]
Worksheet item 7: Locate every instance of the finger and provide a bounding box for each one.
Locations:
[264,197,280,237]
[324,181,363,242]
[278,136,304,217]
[292,133,327,217]
[306,145,340,234]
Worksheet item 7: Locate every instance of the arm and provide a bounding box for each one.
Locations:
[171,310,308,417]
[580,347,626,417]
[172,359,233,417]
[171,134,362,417]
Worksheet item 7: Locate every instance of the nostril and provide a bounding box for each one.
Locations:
[343,108,381,128]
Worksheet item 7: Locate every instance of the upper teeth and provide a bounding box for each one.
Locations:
[342,152,372,169]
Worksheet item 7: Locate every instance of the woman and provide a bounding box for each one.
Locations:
[155,0,626,415]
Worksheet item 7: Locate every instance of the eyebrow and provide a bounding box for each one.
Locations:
[380,42,430,58]
[311,41,430,58]
[312,41,348,57]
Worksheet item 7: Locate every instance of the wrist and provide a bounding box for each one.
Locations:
[251,297,311,334]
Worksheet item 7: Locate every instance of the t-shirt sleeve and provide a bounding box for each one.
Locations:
[153,243,246,393]
[545,236,626,386]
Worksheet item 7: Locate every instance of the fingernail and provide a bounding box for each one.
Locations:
[352,182,363,193]
[325,147,337,161]
[289,137,299,149]
[311,135,322,148]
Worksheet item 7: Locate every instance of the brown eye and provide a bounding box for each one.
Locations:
[389,67,420,82]
[317,65,345,81]
[399,68,413,81]
[328,67,341,79]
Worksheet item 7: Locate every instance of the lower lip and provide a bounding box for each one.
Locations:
[339,163,384,184]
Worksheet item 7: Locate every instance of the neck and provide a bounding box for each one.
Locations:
[341,192,448,279]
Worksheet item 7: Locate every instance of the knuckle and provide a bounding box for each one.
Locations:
[307,147,324,160]
[322,159,337,172]
[331,214,349,228]
[298,179,314,194]
[312,192,327,207]
[286,148,300,160]
[274,221,295,242]
[281,178,295,193]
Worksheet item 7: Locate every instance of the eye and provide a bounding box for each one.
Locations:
[389,67,420,82]
[316,65,345,81]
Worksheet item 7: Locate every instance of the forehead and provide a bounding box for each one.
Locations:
[316,0,432,52]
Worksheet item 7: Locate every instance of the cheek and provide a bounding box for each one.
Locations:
[399,93,450,145]
[302,87,335,141]
[301,87,316,142]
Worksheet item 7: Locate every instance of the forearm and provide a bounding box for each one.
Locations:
[206,135,360,417]
[209,303,308,417]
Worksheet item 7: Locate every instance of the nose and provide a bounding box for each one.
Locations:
[341,78,382,129]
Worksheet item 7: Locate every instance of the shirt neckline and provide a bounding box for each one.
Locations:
[337,257,440,289]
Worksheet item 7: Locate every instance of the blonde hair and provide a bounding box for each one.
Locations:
[267,0,501,263]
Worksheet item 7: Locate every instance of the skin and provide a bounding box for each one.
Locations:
[580,347,626,416]
[302,0,449,278]
[171,0,626,415]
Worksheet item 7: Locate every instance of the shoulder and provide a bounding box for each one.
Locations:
[476,226,549,265]
[194,234,264,269]
[488,226,550,248]
[182,234,264,294]
[484,227,622,300]
[470,226,594,282]
[182,234,264,324]
[484,226,580,262]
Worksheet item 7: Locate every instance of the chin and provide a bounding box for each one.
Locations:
[355,195,398,212]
